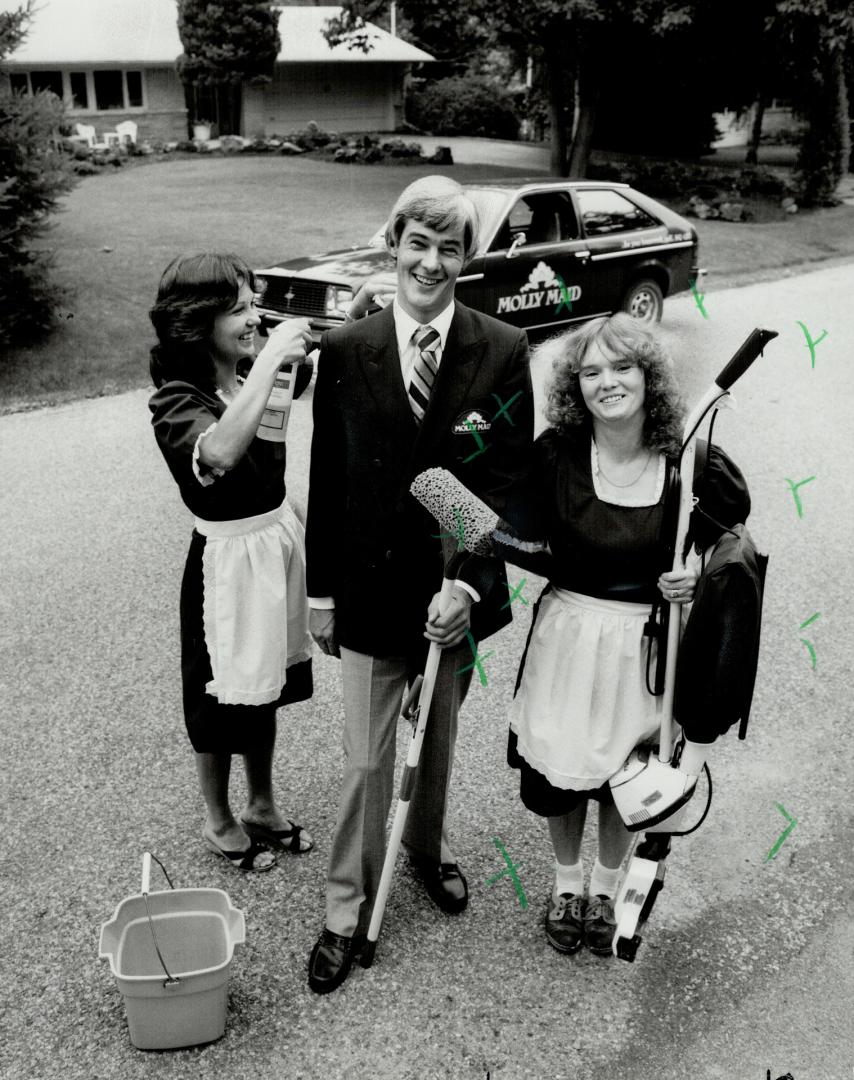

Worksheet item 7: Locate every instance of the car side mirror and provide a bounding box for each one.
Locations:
[506,232,526,259]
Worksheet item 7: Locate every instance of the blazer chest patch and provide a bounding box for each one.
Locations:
[452,409,491,435]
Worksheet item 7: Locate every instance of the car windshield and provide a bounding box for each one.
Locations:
[365,188,511,252]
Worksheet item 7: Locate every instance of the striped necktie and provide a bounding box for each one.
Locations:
[408,324,440,424]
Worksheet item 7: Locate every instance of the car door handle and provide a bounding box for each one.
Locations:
[574,250,591,262]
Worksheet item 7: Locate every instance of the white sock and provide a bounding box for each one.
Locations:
[553,858,584,899]
[679,739,709,777]
[589,858,621,899]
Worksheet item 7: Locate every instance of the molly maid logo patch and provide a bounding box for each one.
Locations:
[497,260,581,315]
[452,409,491,435]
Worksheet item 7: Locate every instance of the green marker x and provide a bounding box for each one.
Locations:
[798,612,820,669]
[462,418,489,463]
[554,275,573,316]
[455,630,493,686]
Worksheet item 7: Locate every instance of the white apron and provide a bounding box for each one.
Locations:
[509,588,663,790]
[194,500,312,706]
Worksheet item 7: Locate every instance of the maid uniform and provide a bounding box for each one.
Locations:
[508,429,748,816]
[149,379,312,754]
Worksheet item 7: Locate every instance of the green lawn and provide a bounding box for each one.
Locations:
[3,154,853,412]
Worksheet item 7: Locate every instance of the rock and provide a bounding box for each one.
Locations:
[719,201,746,222]
[782,196,799,214]
[688,200,713,219]
[219,135,248,152]
[333,147,359,163]
[430,145,453,165]
[278,141,304,155]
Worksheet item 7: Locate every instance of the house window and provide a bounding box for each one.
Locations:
[126,71,143,108]
[69,72,89,110]
[94,70,125,110]
[9,69,145,111]
[30,70,64,97]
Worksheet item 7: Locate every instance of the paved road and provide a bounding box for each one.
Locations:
[1,264,852,1080]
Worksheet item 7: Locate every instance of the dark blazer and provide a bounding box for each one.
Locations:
[674,523,768,743]
[306,301,533,656]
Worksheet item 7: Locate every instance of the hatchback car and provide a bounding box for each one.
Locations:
[255,180,704,342]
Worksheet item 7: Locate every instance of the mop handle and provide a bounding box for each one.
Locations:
[657,327,777,762]
[366,577,455,947]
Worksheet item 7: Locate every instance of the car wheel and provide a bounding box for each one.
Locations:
[621,279,664,323]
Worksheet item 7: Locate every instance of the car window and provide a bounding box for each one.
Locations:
[489,193,579,252]
[576,190,658,237]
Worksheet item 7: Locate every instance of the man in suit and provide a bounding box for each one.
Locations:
[305,175,533,994]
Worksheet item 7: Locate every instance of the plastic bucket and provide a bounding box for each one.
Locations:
[98,855,245,1050]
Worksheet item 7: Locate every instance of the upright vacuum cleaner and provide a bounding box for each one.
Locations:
[607,327,776,960]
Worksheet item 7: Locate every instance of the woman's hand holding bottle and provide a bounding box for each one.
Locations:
[257,318,314,371]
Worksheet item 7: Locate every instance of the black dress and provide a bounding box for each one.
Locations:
[507,430,749,817]
[149,380,312,753]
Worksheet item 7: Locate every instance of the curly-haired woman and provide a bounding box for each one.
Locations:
[148,253,315,872]
[507,313,749,955]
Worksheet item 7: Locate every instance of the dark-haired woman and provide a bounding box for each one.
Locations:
[149,253,315,872]
[508,313,749,954]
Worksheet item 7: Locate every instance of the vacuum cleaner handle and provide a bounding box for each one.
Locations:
[658,326,778,762]
[715,328,778,391]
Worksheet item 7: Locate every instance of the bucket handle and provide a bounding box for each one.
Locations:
[140,851,181,989]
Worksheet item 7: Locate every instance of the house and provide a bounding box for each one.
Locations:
[0,0,433,143]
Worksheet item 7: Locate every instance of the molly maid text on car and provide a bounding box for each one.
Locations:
[254,180,706,342]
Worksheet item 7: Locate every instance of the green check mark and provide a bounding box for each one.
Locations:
[765,803,798,862]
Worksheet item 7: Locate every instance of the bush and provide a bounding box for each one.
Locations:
[408,76,520,141]
[587,157,794,202]
[0,89,77,346]
[329,134,425,166]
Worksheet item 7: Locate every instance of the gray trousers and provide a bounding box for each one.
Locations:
[325,642,474,937]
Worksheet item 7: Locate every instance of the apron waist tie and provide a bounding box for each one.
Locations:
[194,500,288,538]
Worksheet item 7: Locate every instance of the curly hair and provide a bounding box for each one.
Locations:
[541,313,685,455]
[149,253,261,389]
[385,175,480,266]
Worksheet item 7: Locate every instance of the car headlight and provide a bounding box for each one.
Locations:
[325,285,354,318]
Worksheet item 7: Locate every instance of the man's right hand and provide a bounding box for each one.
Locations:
[310,608,339,658]
[348,272,398,320]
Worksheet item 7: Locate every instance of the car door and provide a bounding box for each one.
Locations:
[457,190,608,336]
[569,187,671,310]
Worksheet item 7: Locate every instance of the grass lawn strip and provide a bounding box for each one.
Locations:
[2,156,853,413]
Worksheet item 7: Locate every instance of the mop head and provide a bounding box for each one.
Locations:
[410,468,498,555]
[411,468,550,564]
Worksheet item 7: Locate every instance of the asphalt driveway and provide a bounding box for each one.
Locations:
[1,262,852,1080]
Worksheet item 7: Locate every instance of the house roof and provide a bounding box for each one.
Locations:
[1,0,433,66]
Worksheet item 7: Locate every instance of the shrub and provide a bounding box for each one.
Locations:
[407,76,520,141]
[587,157,794,203]
[0,89,77,346]
[329,134,424,165]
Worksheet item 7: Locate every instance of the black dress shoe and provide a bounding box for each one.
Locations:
[308,928,361,994]
[411,858,468,914]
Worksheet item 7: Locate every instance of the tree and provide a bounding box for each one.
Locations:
[774,0,853,205]
[324,0,699,177]
[176,1,281,136]
[0,0,76,346]
[324,0,491,78]
[697,0,852,204]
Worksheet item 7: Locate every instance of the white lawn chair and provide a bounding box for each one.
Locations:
[73,123,109,151]
[114,120,137,147]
